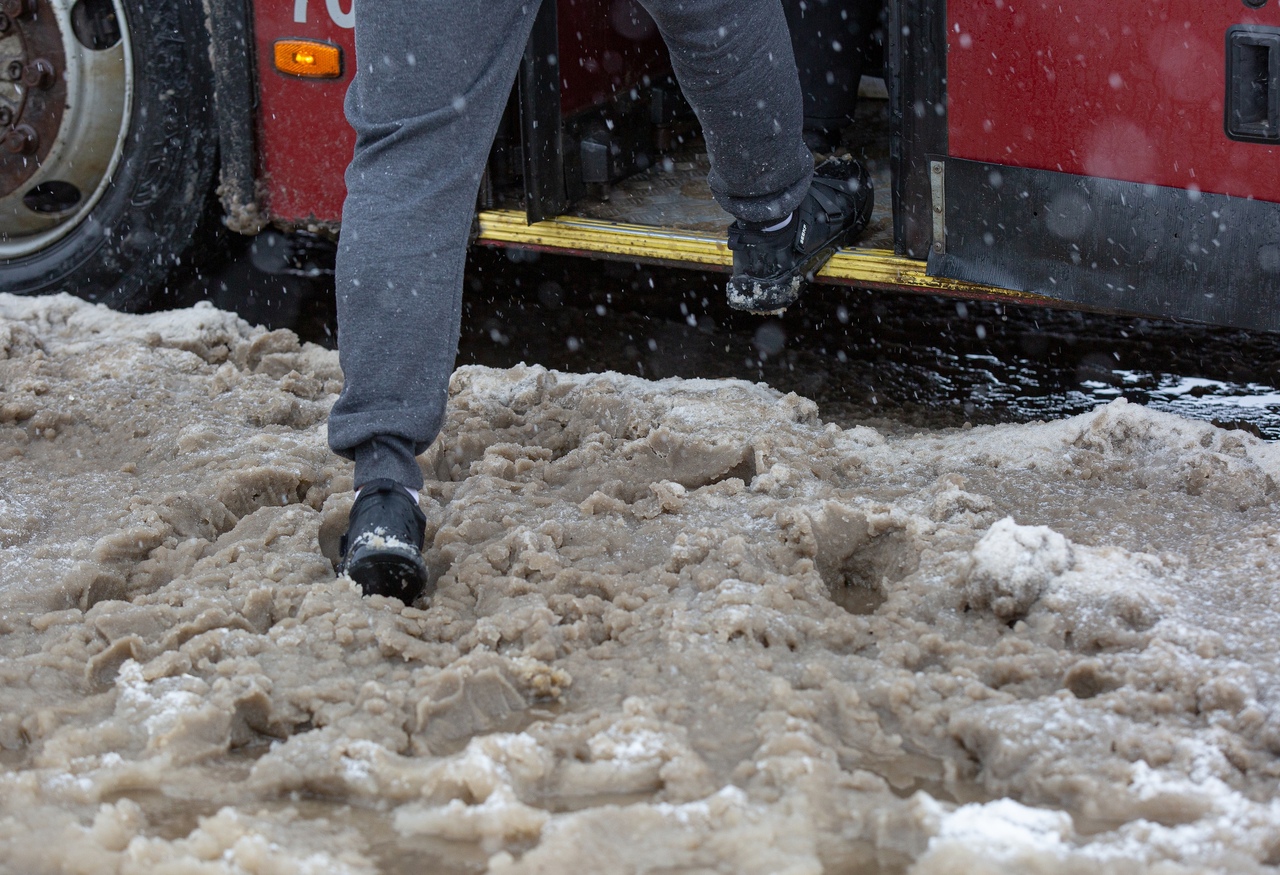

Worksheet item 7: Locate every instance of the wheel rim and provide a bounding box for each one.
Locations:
[0,0,132,260]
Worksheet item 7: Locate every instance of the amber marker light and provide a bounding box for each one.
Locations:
[274,39,343,79]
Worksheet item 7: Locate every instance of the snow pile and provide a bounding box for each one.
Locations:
[1,293,1278,873]
[963,518,1075,620]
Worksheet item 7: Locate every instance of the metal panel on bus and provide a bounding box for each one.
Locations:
[930,0,1280,331]
[251,0,356,226]
[947,0,1280,201]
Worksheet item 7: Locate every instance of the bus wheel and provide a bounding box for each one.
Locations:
[0,0,217,309]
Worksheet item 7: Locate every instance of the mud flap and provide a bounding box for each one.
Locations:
[928,157,1280,332]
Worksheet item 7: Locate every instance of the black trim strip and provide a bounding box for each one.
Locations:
[520,0,565,224]
[888,0,948,259]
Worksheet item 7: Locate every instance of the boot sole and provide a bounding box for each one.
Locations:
[727,223,862,315]
[346,551,431,604]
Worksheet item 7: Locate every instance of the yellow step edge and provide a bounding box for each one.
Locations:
[475,208,1046,303]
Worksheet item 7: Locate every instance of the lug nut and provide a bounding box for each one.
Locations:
[4,123,36,154]
[0,13,11,32]
[0,106,12,126]
[21,58,52,89]
[5,60,22,81]
[0,0,33,19]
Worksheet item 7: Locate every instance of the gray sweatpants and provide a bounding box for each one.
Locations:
[328,0,813,489]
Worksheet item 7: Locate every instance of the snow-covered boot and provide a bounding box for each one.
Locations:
[726,156,873,314]
[339,479,430,603]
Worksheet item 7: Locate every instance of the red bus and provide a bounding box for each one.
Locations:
[4,0,1280,333]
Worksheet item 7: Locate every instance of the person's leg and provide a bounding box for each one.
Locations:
[638,0,814,223]
[329,0,543,602]
[328,0,544,492]
[639,0,873,315]
[783,0,883,151]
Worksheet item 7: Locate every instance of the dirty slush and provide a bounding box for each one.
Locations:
[1,293,1279,874]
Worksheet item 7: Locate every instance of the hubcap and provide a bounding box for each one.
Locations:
[0,0,131,260]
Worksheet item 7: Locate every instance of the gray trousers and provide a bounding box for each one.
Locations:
[328,0,813,489]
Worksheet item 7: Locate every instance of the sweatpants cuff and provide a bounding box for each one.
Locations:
[353,435,425,491]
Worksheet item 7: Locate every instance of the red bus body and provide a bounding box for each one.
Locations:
[249,0,667,226]
[948,0,1280,202]
[239,0,1280,332]
[250,1,353,225]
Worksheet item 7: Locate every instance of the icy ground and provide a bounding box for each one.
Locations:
[1,293,1279,873]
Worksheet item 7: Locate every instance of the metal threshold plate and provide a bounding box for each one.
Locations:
[474,209,1046,305]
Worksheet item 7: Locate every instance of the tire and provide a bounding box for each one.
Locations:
[0,0,217,310]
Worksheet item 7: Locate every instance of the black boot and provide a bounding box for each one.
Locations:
[726,156,873,314]
[339,479,431,604]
